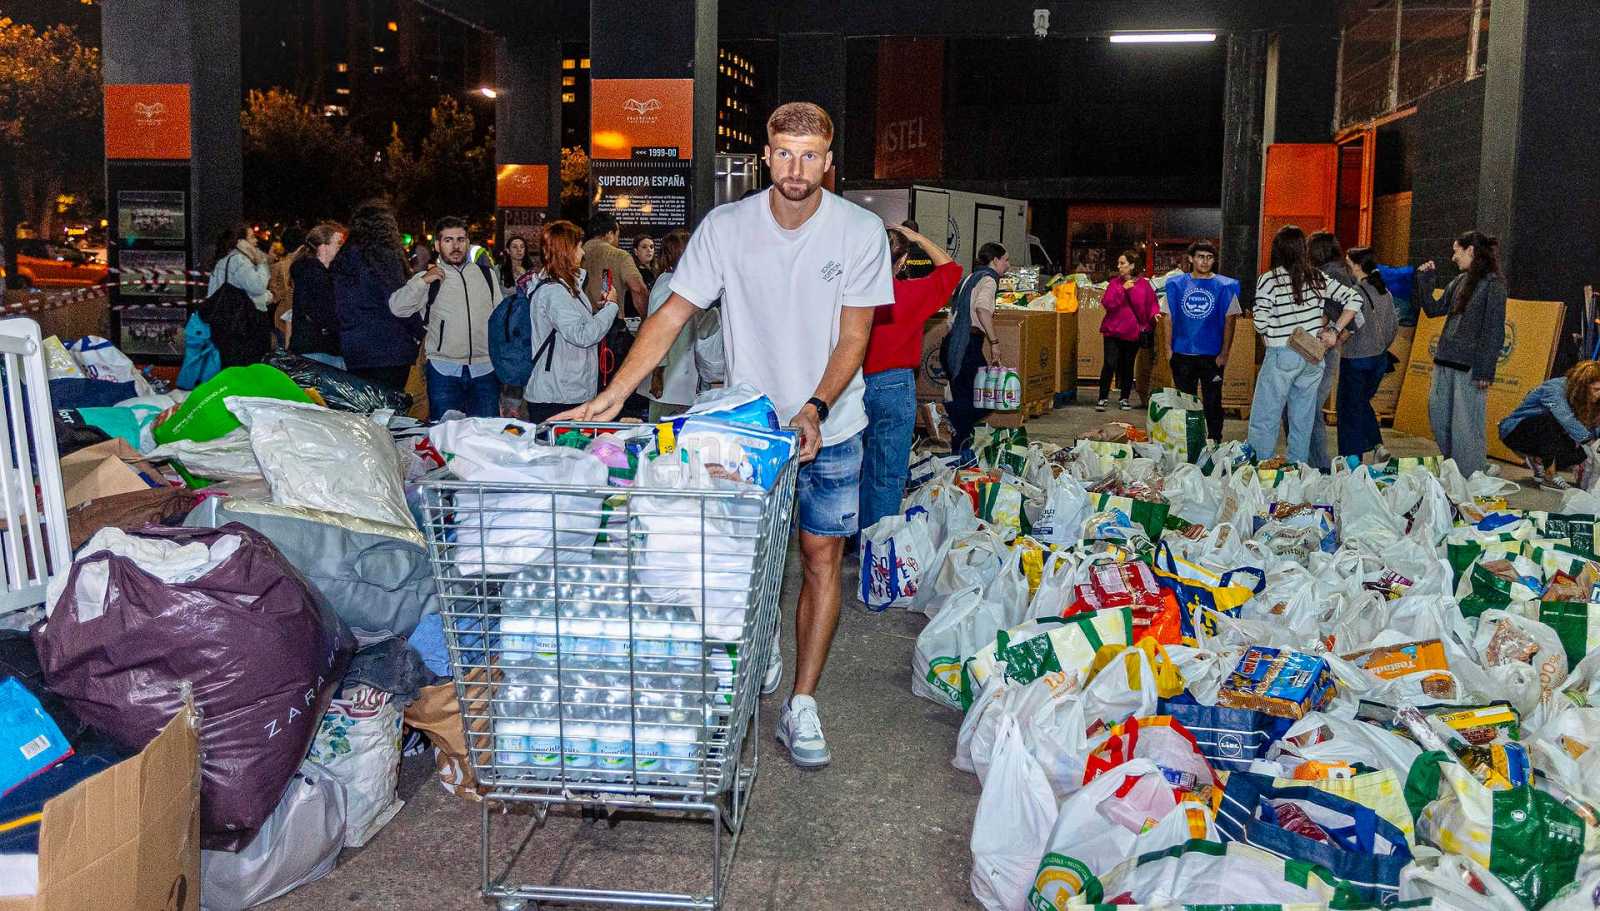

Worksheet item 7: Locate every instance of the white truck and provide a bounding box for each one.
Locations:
[842,185,1049,272]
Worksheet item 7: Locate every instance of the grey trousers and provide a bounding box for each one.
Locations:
[1429,365,1488,476]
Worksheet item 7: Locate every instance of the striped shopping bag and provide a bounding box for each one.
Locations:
[1538,601,1600,672]
[1087,493,1170,541]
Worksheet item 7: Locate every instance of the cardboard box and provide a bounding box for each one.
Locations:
[1373,325,1415,418]
[0,701,200,911]
[916,312,952,402]
[1393,299,1564,463]
[58,439,166,512]
[1056,310,1078,395]
[993,308,1057,405]
[1222,328,1258,406]
[1078,306,1106,380]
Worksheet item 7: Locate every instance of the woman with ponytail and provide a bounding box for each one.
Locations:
[1416,230,1506,476]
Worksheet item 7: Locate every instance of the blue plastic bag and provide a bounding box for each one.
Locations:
[0,677,72,796]
[177,312,222,390]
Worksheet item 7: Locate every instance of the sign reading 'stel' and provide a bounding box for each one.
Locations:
[881,117,929,152]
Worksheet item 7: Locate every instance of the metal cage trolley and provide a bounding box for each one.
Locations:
[419,421,797,909]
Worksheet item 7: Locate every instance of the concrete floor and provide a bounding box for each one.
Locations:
[267,400,1557,911]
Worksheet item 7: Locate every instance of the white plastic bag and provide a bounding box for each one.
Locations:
[149,428,263,482]
[1163,463,1222,527]
[427,417,610,574]
[229,397,418,536]
[64,335,155,395]
[199,760,347,911]
[1031,475,1091,546]
[912,584,1008,712]
[969,715,1058,911]
[306,684,403,848]
[858,511,937,610]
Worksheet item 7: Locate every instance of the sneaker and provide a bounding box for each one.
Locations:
[1119,399,1132,411]
[1540,474,1573,493]
[1523,456,1545,484]
[1095,399,1108,412]
[1372,444,1393,464]
[1484,463,1502,478]
[761,633,782,696]
[776,695,831,768]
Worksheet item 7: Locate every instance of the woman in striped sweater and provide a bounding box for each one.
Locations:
[1246,225,1364,465]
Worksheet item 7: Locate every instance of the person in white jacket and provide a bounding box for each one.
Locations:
[522,219,619,424]
[206,224,273,310]
[387,216,506,418]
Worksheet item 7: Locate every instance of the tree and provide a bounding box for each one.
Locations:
[241,88,380,228]
[385,96,493,231]
[0,18,102,288]
[560,146,590,223]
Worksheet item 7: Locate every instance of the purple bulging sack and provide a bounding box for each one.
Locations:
[34,523,355,851]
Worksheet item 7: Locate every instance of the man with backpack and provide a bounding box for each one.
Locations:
[388,216,506,418]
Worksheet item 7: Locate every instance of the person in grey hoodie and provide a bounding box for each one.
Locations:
[1415,230,1506,477]
[1304,231,1363,470]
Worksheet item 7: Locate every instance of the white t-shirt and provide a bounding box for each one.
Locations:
[670,190,894,445]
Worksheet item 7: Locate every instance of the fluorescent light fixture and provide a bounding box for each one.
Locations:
[1109,32,1218,44]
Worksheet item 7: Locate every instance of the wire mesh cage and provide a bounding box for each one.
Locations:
[419,421,797,909]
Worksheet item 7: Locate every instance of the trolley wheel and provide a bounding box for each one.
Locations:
[494,899,528,911]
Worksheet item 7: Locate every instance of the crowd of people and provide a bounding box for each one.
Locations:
[190,97,1597,770]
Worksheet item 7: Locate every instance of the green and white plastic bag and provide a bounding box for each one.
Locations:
[1147,387,1208,464]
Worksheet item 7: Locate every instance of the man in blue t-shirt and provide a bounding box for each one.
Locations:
[1161,240,1241,442]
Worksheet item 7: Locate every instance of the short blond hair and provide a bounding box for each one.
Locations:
[766,102,834,143]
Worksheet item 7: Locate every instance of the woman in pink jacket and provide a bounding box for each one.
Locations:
[1097,250,1159,411]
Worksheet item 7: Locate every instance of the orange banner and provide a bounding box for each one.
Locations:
[105,84,192,160]
[496,164,550,208]
[590,79,694,160]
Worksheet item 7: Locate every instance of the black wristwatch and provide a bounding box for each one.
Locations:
[804,396,830,421]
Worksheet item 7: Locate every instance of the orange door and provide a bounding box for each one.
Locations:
[1259,143,1338,272]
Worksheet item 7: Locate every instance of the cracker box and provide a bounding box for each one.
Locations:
[1217,646,1335,719]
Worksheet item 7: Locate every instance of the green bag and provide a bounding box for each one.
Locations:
[1146,387,1207,463]
[1538,601,1600,672]
[1088,492,1170,541]
[152,364,312,445]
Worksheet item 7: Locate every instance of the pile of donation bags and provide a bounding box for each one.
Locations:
[862,405,1600,911]
[3,337,799,908]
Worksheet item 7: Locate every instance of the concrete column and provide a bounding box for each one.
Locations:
[1219,30,1269,295]
[1476,0,1600,364]
[102,0,242,264]
[495,25,563,219]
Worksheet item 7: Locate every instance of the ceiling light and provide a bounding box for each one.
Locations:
[1109,32,1217,44]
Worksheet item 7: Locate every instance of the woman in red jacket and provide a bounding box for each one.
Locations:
[1098,250,1158,411]
[858,224,961,534]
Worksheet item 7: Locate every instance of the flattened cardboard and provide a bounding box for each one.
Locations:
[58,439,165,512]
[0,700,199,911]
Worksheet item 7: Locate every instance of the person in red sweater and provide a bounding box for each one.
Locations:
[859,224,962,534]
[1097,250,1159,411]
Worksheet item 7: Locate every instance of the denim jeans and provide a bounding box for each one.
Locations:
[859,368,917,534]
[1305,346,1340,470]
[798,432,865,537]
[1248,346,1326,465]
[1335,354,1388,457]
[426,362,501,419]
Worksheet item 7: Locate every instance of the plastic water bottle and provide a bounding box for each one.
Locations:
[594,694,633,781]
[635,611,672,670]
[500,615,539,665]
[662,720,701,776]
[561,690,597,773]
[526,703,562,776]
[972,365,990,408]
[667,610,704,672]
[634,720,666,781]
[496,719,534,771]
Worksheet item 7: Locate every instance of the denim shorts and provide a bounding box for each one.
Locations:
[797,432,864,537]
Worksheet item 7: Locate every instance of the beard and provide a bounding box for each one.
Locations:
[775,177,820,202]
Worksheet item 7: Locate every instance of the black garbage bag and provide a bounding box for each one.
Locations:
[262,349,413,413]
[35,524,356,851]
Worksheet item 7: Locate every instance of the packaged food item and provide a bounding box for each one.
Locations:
[1340,639,1457,700]
[672,416,796,490]
[1217,646,1336,720]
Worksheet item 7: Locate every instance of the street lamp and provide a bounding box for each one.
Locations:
[476,86,499,99]
[1108,32,1217,44]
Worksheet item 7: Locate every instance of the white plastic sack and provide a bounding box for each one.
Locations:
[859,511,937,610]
[427,417,610,574]
[64,335,155,396]
[969,715,1057,911]
[149,428,263,482]
[922,528,1009,618]
[229,397,417,535]
[306,683,403,848]
[912,584,1008,711]
[199,761,347,911]
[1031,476,1091,546]
[1273,711,1425,779]
[48,527,242,621]
[631,453,764,638]
[1472,608,1569,716]
[1163,463,1222,527]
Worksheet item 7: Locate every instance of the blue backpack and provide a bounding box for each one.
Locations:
[488,277,557,386]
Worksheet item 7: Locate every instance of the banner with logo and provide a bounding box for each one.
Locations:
[1392,297,1564,463]
[874,38,944,180]
[590,78,694,161]
[105,84,191,160]
[496,164,549,209]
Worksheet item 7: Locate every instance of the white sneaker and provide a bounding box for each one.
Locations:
[776,695,831,768]
[762,648,782,695]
